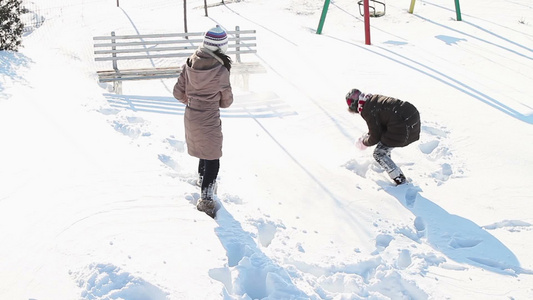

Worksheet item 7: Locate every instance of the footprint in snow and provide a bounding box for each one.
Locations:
[249,218,285,247]
[405,187,420,207]
[414,216,426,238]
[422,123,448,138]
[372,234,394,254]
[158,154,180,172]
[165,137,185,153]
[449,236,482,249]
[419,140,439,155]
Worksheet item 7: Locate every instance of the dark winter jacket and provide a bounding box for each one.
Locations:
[173,48,233,160]
[361,94,420,147]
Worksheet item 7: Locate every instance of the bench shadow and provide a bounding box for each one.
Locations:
[380,182,533,275]
[104,91,297,119]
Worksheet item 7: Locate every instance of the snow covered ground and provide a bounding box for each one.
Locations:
[1,0,533,299]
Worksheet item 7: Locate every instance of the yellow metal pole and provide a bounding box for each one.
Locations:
[408,0,416,14]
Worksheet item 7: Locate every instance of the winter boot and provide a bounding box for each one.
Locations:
[197,183,217,218]
[393,173,407,185]
[197,198,216,218]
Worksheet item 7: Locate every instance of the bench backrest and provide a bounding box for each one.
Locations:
[93,26,257,70]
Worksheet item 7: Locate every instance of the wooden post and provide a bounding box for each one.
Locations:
[235,26,241,63]
[116,0,119,7]
[363,0,371,45]
[111,31,122,94]
[111,31,117,71]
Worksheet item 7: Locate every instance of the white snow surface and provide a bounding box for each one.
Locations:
[1,0,533,299]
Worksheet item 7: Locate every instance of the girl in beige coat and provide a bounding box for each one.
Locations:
[173,26,233,217]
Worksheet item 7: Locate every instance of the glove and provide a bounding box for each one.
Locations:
[355,136,368,150]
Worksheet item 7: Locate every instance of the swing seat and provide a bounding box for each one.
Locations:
[357,0,386,17]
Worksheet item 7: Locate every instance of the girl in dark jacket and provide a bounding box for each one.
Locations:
[173,26,233,217]
[346,89,420,185]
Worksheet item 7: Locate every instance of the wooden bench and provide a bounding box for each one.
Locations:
[93,26,265,94]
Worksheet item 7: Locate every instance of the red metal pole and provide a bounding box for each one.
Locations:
[363,0,371,45]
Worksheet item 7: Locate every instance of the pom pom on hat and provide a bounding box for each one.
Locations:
[203,25,228,53]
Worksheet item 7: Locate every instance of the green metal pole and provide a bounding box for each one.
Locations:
[454,0,462,21]
[316,0,331,34]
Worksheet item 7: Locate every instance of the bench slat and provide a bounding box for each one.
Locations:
[94,43,257,55]
[92,30,256,41]
[93,37,256,49]
[95,49,257,62]
[97,68,182,82]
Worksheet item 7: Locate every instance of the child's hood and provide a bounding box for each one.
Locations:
[185,50,225,91]
[186,66,223,91]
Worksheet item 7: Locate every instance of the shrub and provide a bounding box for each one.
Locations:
[1,0,25,51]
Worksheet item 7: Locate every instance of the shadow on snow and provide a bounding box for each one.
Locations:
[380,182,533,276]
[104,91,297,119]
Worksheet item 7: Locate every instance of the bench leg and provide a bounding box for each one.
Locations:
[242,74,250,91]
[113,81,123,94]
[232,74,250,91]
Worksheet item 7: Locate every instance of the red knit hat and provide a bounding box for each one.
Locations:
[346,89,368,113]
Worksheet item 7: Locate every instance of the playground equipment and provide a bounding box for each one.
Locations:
[316,0,462,45]
[357,0,386,18]
[409,0,462,21]
[316,0,374,45]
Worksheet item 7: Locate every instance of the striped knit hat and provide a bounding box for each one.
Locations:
[346,88,372,113]
[203,25,228,53]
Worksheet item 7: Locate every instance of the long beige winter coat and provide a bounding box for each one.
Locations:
[173,49,233,160]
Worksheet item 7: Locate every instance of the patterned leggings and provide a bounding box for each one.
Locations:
[373,142,403,179]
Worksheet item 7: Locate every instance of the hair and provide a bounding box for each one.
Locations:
[213,49,232,72]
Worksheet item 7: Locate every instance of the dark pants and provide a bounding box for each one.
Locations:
[198,159,220,199]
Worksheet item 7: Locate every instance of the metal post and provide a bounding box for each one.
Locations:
[454,0,462,21]
[116,0,119,7]
[408,0,416,14]
[364,0,371,45]
[316,0,331,34]
[183,0,188,36]
[204,0,208,16]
